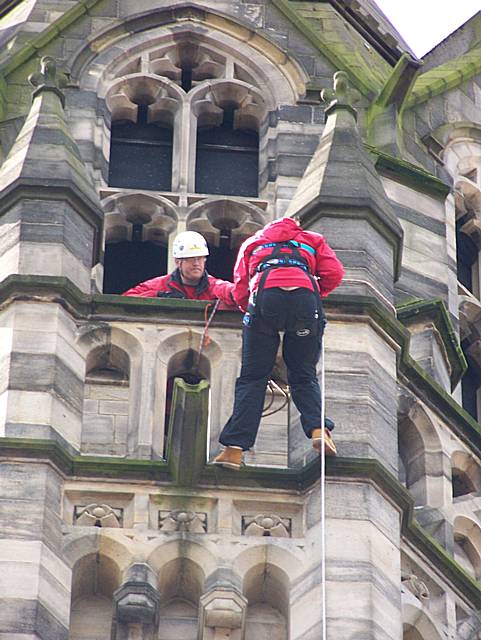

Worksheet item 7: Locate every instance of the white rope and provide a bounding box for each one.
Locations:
[320,336,327,640]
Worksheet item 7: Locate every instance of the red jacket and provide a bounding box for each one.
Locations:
[123,269,235,308]
[231,218,344,311]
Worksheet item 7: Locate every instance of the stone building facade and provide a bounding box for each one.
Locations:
[0,1,481,638]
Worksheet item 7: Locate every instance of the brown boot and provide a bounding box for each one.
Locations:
[213,446,243,470]
[311,428,337,456]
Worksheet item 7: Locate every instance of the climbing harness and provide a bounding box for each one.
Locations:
[252,240,313,285]
[246,240,324,332]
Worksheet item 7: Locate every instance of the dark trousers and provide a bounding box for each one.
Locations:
[219,287,326,451]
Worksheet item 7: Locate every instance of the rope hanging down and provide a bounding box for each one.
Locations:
[195,299,221,370]
[262,379,290,417]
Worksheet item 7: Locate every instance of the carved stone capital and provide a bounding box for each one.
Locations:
[198,588,247,640]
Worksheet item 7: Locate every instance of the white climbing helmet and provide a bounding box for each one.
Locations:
[172,231,209,258]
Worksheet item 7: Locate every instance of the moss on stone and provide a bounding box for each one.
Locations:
[366,144,450,197]
[271,0,389,96]
[407,45,481,108]
[397,298,467,388]
[2,436,481,605]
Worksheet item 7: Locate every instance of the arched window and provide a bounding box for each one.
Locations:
[243,564,288,640]
[454,516,481,579]
[460,350,481,421]
[82,345,130,455]
[452,469,475,498]
[451,451,481,498]
[206,229,237,280]
[103,224,168,294]
[101,193,176,294]
[456,214,479,294]
[397,405,446,508]
[158,558,204,640]
[70,554,120,640]
[164,349,210,456]
[185,199,265,281]
[195,108,259,197]
[109,104,173,191]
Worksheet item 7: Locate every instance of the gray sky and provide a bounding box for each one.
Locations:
[374,0,480,57]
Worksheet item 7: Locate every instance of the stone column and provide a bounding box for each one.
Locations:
[287,71,404,638]
[0,462,69,639]
[198,588,247,640]
[112,564,160,640]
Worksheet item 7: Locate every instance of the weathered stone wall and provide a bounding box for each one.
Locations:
[1,1,481,639]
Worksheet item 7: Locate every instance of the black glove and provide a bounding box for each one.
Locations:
[157,289,186,299]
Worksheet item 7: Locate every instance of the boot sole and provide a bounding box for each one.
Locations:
[312,439,337,456]
[212,460,241,470]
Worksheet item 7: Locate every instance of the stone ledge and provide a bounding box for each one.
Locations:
[368,144,451,197]
[397,298,467,389]
[2,437,481,607]
[0,276,478,458]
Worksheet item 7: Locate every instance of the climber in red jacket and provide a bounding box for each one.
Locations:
[214,217,344,469]
[122,230,234,307]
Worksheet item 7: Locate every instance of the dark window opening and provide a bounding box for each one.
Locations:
[452,470,476,498]
[461,352,481,422]
[196,109,259,197]
[206,230,237,281]
[456,215,478,293]
[181,67,193,92]
[108,105,173,191]
[103,224,168,294]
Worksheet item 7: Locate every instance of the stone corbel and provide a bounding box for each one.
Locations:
[455,176,481,217]
[198,588,247,640]
[112,564,160,640]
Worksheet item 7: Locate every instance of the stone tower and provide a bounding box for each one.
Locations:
[1,2,481,639]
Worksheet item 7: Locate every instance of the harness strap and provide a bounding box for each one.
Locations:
[257,257,309,272]
[247,240,323,323]
[252,240,316,256]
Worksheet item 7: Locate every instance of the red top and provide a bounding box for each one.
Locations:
[231,217,344,311]
[122,270,236,309]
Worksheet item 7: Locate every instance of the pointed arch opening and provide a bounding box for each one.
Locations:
[398,405,445,507]
[195,106,259,197]
[101,193,177,294]
[109,104,174,191]
[186,198,265,280]
[106,75,180,193]
[82,344,130,456]
[243,563,289,640]
[451,451,481,499]
[70,553,121,640]
[157,558,205,640]
[163,348,211,455]
[454,516,481,579]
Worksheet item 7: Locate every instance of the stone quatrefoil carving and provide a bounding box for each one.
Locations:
[158,509,207,533]
[74,503,123,527]
[242,514,291,537]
